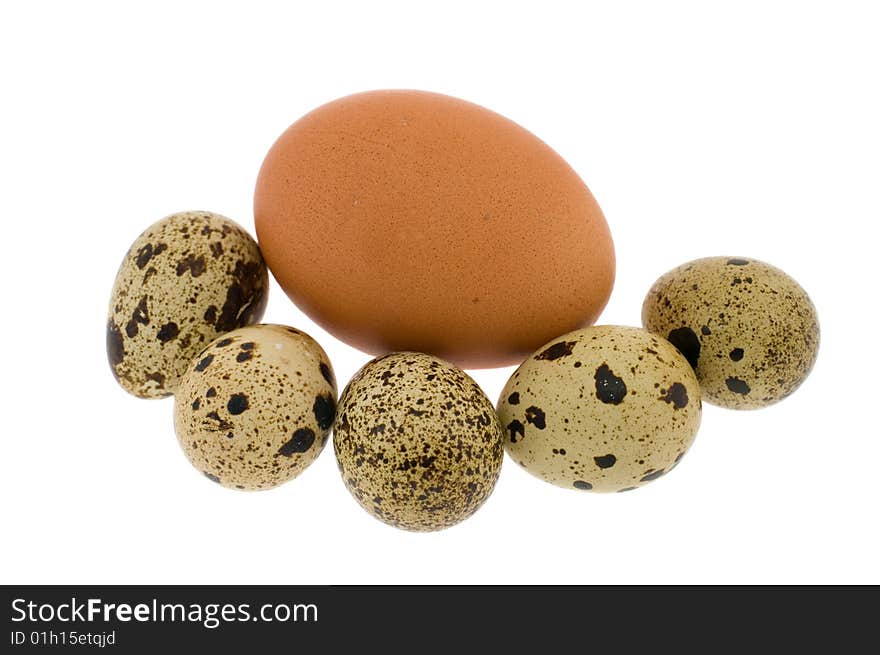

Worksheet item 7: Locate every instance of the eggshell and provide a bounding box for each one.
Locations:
[173,324,337,490]
[333,352,504,531]
[641,256,820,409]
[497,326,701,493]
[254,90,615,368]
[107,211,268,398]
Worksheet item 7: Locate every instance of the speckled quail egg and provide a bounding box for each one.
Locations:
[641,256,819,409]
[497,326,701,493]
[173,324,336,490]
[333,352,504,531]
[107,211,269,398]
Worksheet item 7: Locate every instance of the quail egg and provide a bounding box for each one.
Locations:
[333,352,504,531]
[107,211,268,398]
[641,256,819,409]
[497,326,701,493]
[173,324,336,490]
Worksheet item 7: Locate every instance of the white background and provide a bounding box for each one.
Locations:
[1,1,877,584]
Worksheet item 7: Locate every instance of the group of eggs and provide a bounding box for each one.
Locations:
[106,90,820,531]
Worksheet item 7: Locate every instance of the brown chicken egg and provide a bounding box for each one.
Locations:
[254,90,615,368]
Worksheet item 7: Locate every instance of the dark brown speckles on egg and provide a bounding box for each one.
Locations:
[666,327,701,369]
[125,297,150,338]
[176,253,207,277]
[106,320,125,369]
[660,382,689,409]
[507,419,525,443]
[278,428,316,456]
[640,469,667,482]
[333,352,504,531]
[725,377,751,395]
[319,362,335,387]
[144,371,166,393]
[642,256,819,409]
[535,341,577,361]
[173,324,336,490]
[497,326,702,493]
[313,394,336,430]
[135,242,167,269]
[594,364,627,405]
[214,261,268,333]
[194,354,214,372]
[524,406,546,429]
[227,393,249,415]
[156,321,179,343]
[107,211,269,398]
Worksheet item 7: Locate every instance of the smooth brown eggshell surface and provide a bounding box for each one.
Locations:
[255,90,615,368]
